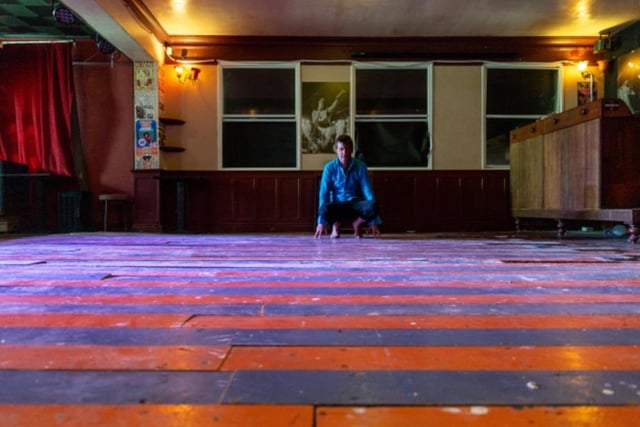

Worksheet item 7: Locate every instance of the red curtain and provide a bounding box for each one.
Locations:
[0,43,75,176]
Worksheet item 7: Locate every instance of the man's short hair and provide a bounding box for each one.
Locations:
[334,134,354,151]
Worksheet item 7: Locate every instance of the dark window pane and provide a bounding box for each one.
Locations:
[223,68,295,115]
[355,121,430,167]
[487,69,558,115]
[222,122,296,168]
[486,118,535,166]
[356,69,427,115]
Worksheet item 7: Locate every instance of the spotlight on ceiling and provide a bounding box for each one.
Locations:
[52,2,76,24]
[96,34,116,55]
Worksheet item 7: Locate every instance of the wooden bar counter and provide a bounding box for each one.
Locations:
[510,98,640,241]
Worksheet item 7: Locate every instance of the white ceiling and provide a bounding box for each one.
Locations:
[140,0,638,37]
[60,0,640,62]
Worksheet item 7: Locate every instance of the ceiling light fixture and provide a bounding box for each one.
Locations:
[52,2,76,24]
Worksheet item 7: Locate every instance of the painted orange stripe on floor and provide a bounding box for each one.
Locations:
[2,314,640,329]
[221,345,640,371]
[0,346,229,371]
[4,293,640,304]
[0,404,313,427]
[316,406,640,427]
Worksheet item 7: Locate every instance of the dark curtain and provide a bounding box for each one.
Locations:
[0,43,75,176]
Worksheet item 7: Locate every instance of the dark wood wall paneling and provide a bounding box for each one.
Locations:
[372,171,511,232]
[132,170,512,234]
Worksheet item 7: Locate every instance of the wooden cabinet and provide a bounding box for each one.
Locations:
[510,98,640,240]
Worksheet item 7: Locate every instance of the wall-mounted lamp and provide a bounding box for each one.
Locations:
[577,60,590,77]
[52,2,76,24]
[175,65,201,84]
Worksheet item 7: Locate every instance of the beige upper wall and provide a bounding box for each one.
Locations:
[160,61,593,171]
[432,65,483,170]
[160,63,218,171]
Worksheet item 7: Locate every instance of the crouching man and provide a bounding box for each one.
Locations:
[314,134,381,238]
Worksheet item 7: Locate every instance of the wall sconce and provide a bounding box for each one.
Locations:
[52,2,76,24]
[577,60,591,77]
[175,65,201,84]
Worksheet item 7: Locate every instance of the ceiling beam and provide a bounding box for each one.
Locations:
[62,0,163,62]
[163,36,601,63]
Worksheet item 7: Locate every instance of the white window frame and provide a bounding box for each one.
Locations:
[352,62,433,170]
[218,61,300,170]
[483,62,563,169]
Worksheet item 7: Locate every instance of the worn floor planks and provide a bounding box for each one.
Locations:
[1,232,640,426]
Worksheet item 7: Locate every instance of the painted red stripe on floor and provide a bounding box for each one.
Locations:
[221,345,640,371]
[0,404,313,427]
[4,345,637,371]
[0,345,229,370]
[2,314,640,329]
[316,405,640,427]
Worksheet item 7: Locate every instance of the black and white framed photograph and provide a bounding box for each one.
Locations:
[301,82,350,154]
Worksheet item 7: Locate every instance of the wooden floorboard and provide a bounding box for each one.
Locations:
[1,232,640,425]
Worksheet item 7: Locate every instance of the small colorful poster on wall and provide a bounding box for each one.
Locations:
[135,91,157,119]
[301,82,350,154]
[577,81,597,105]
[133,62,158,170]
[134,119,159,169]
[135,62,155,91]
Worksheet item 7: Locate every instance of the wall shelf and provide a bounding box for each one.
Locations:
[159,117,185,125]
[159,117,186,152]
[160,146,186,153]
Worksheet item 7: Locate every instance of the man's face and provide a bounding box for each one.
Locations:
[336,141,353,165]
